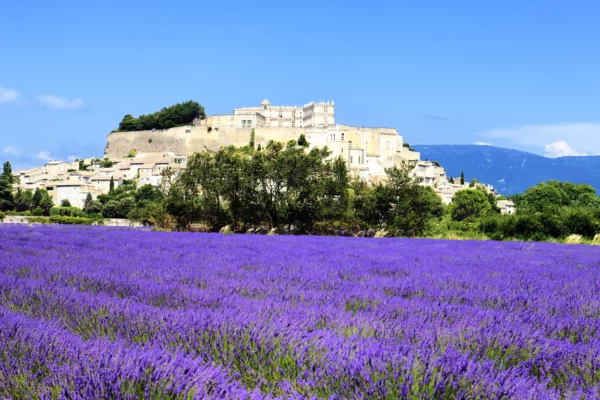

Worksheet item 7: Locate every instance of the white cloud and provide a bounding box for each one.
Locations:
[2,146,22,156]
[544,140,587,158]
[37,95,84,111]
[474,142,492,146]
[479,123,600,157]
[0,86,18,104]
[35,151,53,161]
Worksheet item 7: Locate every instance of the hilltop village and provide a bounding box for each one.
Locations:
[12,99,509,212]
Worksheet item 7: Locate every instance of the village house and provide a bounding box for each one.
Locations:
[497,200,516,214]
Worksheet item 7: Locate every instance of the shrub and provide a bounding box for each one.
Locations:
[31,207,45,216]
[564,234,583,244]
[50,207,84,218]
[0,211,5,221]
[26,216,104,225]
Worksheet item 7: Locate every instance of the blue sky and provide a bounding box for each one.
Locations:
[1,0,599,170]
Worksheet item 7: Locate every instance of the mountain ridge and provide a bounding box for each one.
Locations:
[413,144,600,195]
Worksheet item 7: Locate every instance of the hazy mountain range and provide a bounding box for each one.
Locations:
[413,144,600,195]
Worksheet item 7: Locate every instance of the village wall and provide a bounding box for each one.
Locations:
[105,125,307,158]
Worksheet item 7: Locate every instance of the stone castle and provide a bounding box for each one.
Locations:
[15,99,497,209]
[211,99,335,129]
[105,99,443,183]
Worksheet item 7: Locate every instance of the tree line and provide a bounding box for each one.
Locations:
[2,147,599,241]
[117,101,206,132]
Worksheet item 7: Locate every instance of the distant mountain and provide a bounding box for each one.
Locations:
[412,144,600,195]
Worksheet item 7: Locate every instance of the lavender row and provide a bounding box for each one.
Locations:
[1,225,600,398]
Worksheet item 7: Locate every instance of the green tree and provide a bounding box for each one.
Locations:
[393,186,444,236]
[101,200,121,218]
[83,193,93,211]
[0,161,14,211]
[460,171,465,185]
[3,162,13,184]
[521,182,568,213]
[379,165,444,236]
[0,177,13,211]
[31,188,54,216]
[109,177,115,193]
[249,129,255,149]
[297,134,309,147]
[86,200,103,215]
[14,189,33,212]
[451,189,492,221]
[448,177,455,184]
[117,101,206,132]
[119,114,140,131]
[61,199,72,207]
[321,157,350,220]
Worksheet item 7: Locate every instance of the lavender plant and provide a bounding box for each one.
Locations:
[1,225,599,399]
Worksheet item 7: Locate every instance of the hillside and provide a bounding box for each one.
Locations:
[413,144,600,195]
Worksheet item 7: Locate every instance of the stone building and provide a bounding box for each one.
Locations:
[206,99,335,129]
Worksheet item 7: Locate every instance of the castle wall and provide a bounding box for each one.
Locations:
[105,125,308,158]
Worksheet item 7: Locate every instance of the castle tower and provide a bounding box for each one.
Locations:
[261,99,271,126]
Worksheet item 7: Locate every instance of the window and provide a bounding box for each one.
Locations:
[341,133,344,141]
[263,105,267,110]
[278,121,282,127]
[324,107,328,112]
[279,111,283,118]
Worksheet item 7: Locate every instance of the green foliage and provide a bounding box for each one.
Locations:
[451,189,492,221]
[460,171,465,185]
[31,188,53,216]
[50,207,84,217]
[26,216,104,225]
[85,200,103,216]
[297,134,309,147]
[3,161,13,184]
[249,129,255,149]
[117,101,206,132]
[0,211,5,221]
[448,177,455,184]
[168,142,359,232]
[83,193,93,211]
[374,166,444,236]
[0,161,14,211]
[100,158,114,168]
[127,149,137,158]
[480,206,600,241]
[60,199,72,207]
[109,177,115,193]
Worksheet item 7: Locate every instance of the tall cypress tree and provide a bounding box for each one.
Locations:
[109,177,115,193]
[3,162,13,184]
[460,171,465,185]
[0,161,14,211]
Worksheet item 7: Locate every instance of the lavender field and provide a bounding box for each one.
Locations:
[1,225,600,399]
